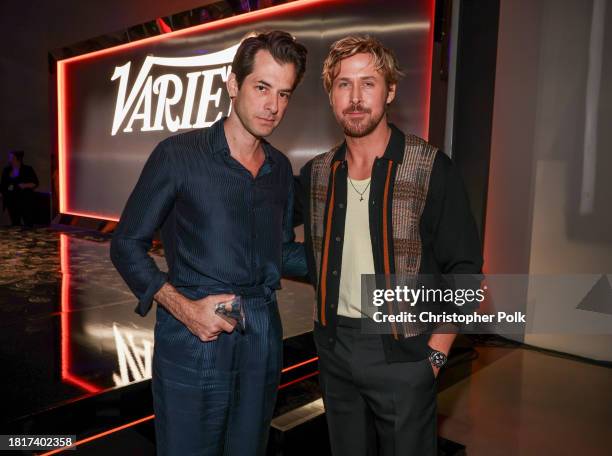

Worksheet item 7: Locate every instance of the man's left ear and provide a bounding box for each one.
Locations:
[227,72,239,98]
[386,83,396,105]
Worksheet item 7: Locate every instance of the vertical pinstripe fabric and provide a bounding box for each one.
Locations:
[110,118,297,316]
[110,118,295,455]
[153,288,282,456]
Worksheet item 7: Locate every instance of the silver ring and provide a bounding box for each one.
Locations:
[215,302,226,313]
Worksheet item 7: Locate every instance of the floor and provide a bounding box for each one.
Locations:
[1,226,611,455]
[438,345,612,455]
[0,226,315,423]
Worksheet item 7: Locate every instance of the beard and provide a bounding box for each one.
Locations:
[338,103,385,138]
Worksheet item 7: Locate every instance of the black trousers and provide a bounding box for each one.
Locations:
[5,192,34,226]
[316,318,437,456]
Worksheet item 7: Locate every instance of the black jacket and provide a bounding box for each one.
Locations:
[295,125,483,362]
[1,164,39,209]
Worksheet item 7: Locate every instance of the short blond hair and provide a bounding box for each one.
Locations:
[322,35,404,93]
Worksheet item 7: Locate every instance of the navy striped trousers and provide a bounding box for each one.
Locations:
[152,288,282,456]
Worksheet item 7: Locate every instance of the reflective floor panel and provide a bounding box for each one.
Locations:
[0,226,315,423]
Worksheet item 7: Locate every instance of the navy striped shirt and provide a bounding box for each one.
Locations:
[111,118,302,316]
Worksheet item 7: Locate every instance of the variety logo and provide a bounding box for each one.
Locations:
[112,323,153,387]
[110,43,239,135]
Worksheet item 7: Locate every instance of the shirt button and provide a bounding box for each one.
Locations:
[332,270,338,276]
[335,236,341,242]
[331,303,336,308]
[338,203,345,209]
[328,337,334,343]
[372,201,376,206]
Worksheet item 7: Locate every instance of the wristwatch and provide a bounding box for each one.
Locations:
[428,348,448,369]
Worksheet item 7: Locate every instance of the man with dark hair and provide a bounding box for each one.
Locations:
[1,150,39,226]
[232,30,307,89]
[111,30,307,455]
[296,35,482,455]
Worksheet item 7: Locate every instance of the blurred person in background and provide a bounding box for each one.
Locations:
[1,150,39,227]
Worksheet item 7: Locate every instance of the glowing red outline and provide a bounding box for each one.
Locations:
[60,234,103,393]
[56,0,330,219]
[424,0,436,140]
[60,0,330,65]
[278,370,320,390]
[39,370,321,454]
[38,414,155,456]
[57,62,67,214]
[52,236,320,455]
[38,363,320,455]
[281,356,318,373]
[60,230,318,392]
[56,0,434,221]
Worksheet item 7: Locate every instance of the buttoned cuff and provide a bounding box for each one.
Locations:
[135,272,168,317]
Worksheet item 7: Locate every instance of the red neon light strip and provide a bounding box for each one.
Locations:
[38,369,320,454]
[59,0,330,64]
[424,0,436,140]
[57,63,67,214]
[62,375,102,393]
[57,0,434,221]
[56,233,317,435]
[56,0,331,220]
[60,234,103,394]
[278,370,319,390]
[281,356,318,374]
[63,209,120,222]
[60,230,314,389]
[38,414,156,456]
[60,234,69,376]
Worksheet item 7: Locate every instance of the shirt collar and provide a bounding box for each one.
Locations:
[207,117,231,155]
[207,117,275,165]
[331,123,405,166]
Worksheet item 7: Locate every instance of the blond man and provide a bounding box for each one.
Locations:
[296,36,482,455]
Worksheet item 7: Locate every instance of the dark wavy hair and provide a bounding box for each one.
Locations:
[232,30,307,90]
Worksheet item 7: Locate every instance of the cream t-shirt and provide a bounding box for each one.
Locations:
[338,176,375,318]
